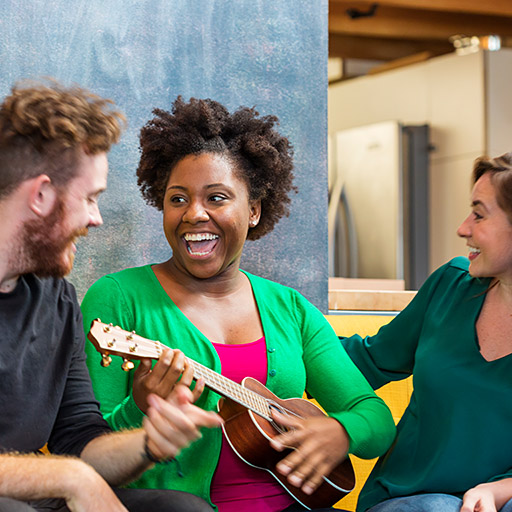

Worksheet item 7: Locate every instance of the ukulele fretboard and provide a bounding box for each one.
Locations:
[89,321,273,421]
[144,337,272,420]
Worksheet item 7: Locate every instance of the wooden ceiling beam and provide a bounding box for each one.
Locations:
[330,0,512,17]
[330,2,512,40]
[329,33,452,61]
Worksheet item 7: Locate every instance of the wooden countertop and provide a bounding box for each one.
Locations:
[329,289,416,311]
[328,278,416,311]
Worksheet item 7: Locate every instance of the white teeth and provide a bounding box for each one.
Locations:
[183,233,219,242]
[184,232,218,256]
[187,249,210,256]
[468,246,480,254]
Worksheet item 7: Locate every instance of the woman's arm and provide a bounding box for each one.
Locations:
[341,262,450,389]
[270,291,396,496]
[81,275,147,430]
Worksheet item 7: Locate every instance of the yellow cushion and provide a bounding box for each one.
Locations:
[323,315,413,511]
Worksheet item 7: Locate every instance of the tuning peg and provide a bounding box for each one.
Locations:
[101,354,112,367]
[121,358,135,372]
[103,323,114,333]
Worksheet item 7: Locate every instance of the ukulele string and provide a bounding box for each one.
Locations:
[112,325,303,423]
[124,331,273,420]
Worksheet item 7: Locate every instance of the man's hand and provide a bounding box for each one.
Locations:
[81,378,221,485]
[143,382,223,461]
[270,412,349,496]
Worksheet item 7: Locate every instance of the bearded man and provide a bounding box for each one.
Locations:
[0,80,221,512]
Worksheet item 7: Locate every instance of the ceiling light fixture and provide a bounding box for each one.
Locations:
[449,34,501,55]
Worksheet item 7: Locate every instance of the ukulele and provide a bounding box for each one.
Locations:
[87,319,355,510]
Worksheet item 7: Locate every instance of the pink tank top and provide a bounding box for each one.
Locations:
[210,337,295,512]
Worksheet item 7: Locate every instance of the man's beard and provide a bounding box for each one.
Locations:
[18,198,88,278]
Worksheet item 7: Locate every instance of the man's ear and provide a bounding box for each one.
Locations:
[27,175,57,217]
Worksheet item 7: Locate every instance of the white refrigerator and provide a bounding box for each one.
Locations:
[328,121,430,290]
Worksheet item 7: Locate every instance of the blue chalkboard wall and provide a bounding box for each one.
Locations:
[0,0,328,311]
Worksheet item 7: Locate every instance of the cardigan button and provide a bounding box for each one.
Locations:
[268,347,275,353]
[269,369,277,377]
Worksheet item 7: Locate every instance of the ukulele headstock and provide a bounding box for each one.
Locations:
[87,319,162,371]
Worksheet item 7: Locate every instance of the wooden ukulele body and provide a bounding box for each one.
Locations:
[217,377,355,510]
[87,320,356,510]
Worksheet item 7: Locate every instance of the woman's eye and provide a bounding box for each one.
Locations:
[170,196,186,204]
[210,194,226,202]
[473,211,483,220]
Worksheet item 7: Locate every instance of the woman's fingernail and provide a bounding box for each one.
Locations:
[277,462,291,475]
[288,474,302,487]
[270,439,283,451]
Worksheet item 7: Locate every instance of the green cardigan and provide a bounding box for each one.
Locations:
[81,266,395,508]
[343,257,512,512]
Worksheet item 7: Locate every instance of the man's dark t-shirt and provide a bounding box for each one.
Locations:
[0,274,110,456]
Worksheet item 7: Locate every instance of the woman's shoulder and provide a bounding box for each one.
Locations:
[95,264,153,284]
[436,256,471,283]
[423,256,489,297]
[445,256,470,272]
[437,256,480,283]
[240,270,319,320]
[241,269,303,298]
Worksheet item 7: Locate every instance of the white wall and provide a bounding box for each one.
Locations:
[486,50,512,157]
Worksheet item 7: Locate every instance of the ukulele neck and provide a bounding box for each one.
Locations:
[183,354,272,421]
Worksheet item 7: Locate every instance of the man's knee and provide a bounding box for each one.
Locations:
[142,491,213,512]
[114,487,213,512]
[0,498,36,512]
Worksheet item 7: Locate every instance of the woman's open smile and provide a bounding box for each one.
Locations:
[163,153,260,280]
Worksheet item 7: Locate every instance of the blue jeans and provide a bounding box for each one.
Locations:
[367,493,512,512]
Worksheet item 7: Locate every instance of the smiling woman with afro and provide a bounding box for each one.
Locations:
[136,96,296,240]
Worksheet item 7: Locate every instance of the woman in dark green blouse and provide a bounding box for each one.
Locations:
[343,153,512,512]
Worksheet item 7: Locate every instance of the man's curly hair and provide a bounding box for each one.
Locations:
[0,79,125,198]
[137,96,295,240]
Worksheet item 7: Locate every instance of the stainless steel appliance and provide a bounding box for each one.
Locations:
[328,121,430,290]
